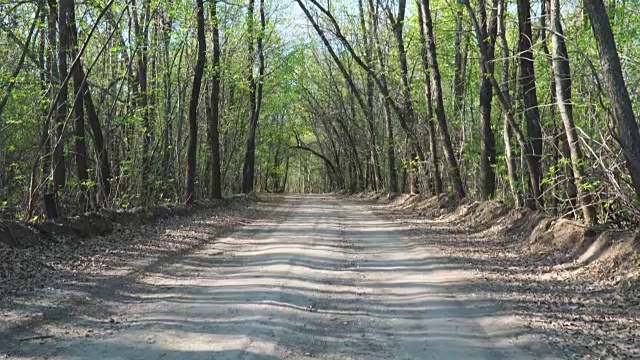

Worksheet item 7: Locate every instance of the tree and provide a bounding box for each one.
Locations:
[242,0,266,193]
[550,0,596,223]
[54,0,70,193]
[1,0,640,227]
[584,0,640,201]
[477,0,498,199]
[416,0,442,194]
[210,0,223,200]
[517,0,543,207]
[418,0,465,199]
[186,0,207,203]
[67,0,89,209]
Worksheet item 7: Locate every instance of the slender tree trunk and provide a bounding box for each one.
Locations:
[584,0,640,200]
[497,0,520,206]
[478,0,498,199]
[465,0,543,209]
[418,0,466,199]
[383,97,398,193]
[369,0,397,193]
[517,0,544,207]
[210,0,222,200]
[242,0,265,193]
[67,0,89,209]
[29,2,47,216]
[185,0,207,203]
[453,2,466,122]
[359,0,381,191]
[84,79,112,200]
[134,0,151,190]
[550,0,596,223]
[416,0,442,194]
[388,0,424,194]
[161,7,173,183]
[42,0,58,218]
[54,0,69,193]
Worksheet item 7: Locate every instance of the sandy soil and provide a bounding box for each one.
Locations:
[1,195,558,359]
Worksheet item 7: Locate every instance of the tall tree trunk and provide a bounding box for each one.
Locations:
[134,0,151,190]
[453,0,468,124]
[161,8,173,184]
[42,0,58,218]
[54,0,69,193]
[550,0,596,223]
[368,0,397,193]
[185,0,207,203]
[418,0,466,199]
[388,0,423,194]
[478,0,498,199]
[517,0,544,207]
[359,0,381,191]
[464,0,544,209]
[67,0,89,209]
[497,0,520,206]
[210,0,222,200]
[242,0,256,194]
[584,0,640,200]
[30,1,47,216]
[416,0,442,194]
[242,0,265,193]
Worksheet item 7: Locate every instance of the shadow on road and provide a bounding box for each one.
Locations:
[1,195,555,359]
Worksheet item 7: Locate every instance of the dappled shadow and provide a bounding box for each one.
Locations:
[0,195,552,359]
[368,199,640,358]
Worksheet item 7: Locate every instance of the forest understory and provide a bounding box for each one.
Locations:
[358,192,640,359]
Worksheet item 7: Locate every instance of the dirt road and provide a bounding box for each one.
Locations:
[4,195,557,359]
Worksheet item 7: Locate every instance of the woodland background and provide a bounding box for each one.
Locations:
[0,0,639,226]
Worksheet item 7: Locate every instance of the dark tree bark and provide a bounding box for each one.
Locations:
[464,0,544,210]
[550,0,596,223]
[210,0,222,200]
[42,0,58,218]
[584,0,640,200]
[133,0,151,188]
[517,0,544,207]
[497,0,520,206]
[416,0,442,194]
[453,0,467,124]
[29,1,46,216]
[478,0,498,199]
[185,0,207,203]
[84,80,112,200]
[418,0,466,199]
[54,0,69,192]
[68,0,89,209]
[161,8,174,184]
[242,0,265,193]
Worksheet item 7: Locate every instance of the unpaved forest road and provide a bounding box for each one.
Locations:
[4,195,558,359]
